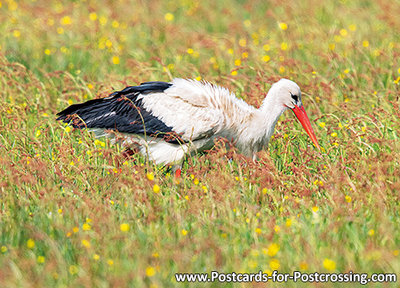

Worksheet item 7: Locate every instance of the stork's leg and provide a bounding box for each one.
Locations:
[172,164,182,178]
[122,147,135,158]
[175,168,182,178]
[252,153,259,161]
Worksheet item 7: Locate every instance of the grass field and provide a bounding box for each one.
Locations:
[1,0,400,287]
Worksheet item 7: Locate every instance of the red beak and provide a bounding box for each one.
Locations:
[291,105,320,150]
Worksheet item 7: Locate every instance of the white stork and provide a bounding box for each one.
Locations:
[57,78,320,166]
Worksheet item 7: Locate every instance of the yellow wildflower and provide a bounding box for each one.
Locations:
[243,20,251,27]
[146,266,156,277]
[262,55,270,62]
[120,223,130,232]
[279,22,288,30]
[323,258,336,271]
[263,44,270,51]
[153,184,160,193]
[112,56,120,65]
[269,259,280,270]
[94,139,105,147]
[8,1,18,11]
[81,239,91,248]
[147,173,154,181]
[164,13,174,22]
[89,12,97,21]
[299,261,308,270]
[112,20,119,28]
[266,243,280,257]
[13,30,21,38]
[339,29,348,37]
[99,16,107,26]
[82,223,91,231]
[60,16,72,26]
[27,239,35,249]
[69,265,78,275]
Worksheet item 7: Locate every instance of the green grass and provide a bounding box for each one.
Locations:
[1,0,400,287]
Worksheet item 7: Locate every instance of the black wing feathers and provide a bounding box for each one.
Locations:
[56,81,177,139]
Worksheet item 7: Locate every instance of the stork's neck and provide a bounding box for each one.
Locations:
[250,91,287,141]
[235,90,288,156]
[259,91,288,132]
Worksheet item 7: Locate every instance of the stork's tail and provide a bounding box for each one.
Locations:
[56,98,112,128]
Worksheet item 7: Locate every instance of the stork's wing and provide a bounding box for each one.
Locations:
[56,81,185,142]
[57,78,250,143]
[137,78,245,141]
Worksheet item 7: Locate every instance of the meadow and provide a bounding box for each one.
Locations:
[1,0,400,287]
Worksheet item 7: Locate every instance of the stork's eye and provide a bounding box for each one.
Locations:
[290,93,299,102]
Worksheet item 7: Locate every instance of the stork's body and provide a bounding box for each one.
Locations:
[57,78,319,164]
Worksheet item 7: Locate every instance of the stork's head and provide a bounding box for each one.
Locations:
[269,78,302,109]
[267,78,320,149]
